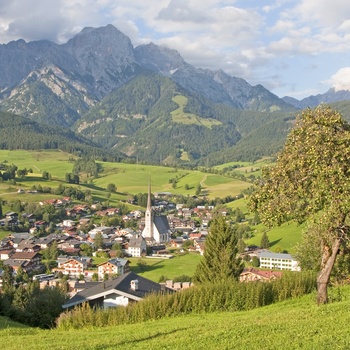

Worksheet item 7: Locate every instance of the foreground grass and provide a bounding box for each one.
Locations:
[1,287,350,349]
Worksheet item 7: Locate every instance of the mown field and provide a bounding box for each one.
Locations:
[1,286,350,349]
[129,253,201,281]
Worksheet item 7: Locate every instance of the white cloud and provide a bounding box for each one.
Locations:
[328,68,350,91]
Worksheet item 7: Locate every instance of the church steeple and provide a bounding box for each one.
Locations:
[142,176,154,240]
[147,177,152,212]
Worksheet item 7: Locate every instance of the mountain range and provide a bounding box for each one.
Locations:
[1,24,349,165]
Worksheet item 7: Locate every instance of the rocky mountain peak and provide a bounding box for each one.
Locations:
[135,42,185,75]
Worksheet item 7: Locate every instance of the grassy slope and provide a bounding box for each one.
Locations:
[128,253,201,281]
[1,288,350,349]
[0,150,249,199]
[171,95,222,128]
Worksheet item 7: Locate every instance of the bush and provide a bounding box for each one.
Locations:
[57,271,316,329]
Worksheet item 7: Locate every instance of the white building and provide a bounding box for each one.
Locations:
[142,180,171,244]
[258,252,300,271]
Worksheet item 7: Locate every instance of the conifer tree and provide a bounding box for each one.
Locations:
[260,232,270,249]
[194,216,244,283]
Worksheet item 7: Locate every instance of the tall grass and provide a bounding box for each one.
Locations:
[57,271,316,330]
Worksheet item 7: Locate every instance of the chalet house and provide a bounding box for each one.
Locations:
[240,268,283,282]
[57,240,82,255]
[10,251,42,266]
[15,241,41,253]
[57,256,93,277]
[98,258,130,279]
[127,235,147,257]
[258,252,301,271]
[0,249,14,260]
[3,259,31,273]
[88,226,114,238]
[63,271,169,309]
[5,251,43,273]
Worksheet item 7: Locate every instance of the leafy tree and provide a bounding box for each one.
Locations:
[195,183,202,196]
[42,171,50,180]
[107,183,117,193]
[193,216,244,283]
[250,105,350,304]
[251,256,260,267]
[112,242,124,258]
[185,184,190,190]
[237,238,246,253]
[260,232,270,249]
[80,243,93,257]
[94,232,104,250]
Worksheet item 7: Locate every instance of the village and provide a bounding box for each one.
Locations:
[0,180,301,312]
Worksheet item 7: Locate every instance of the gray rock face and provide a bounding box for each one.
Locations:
[0,24,298,127]
[64,24,139,98]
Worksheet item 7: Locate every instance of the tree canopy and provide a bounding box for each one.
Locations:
[250,105,350,304]
[194,216,243,284]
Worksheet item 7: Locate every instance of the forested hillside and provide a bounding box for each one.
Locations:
[0,112,121,161]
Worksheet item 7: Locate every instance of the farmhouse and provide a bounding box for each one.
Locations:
[240,268,283,282]
[127,234,147,257]
[98,258,130,279]
[63,271,168,309]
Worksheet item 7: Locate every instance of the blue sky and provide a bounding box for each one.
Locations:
[0,0,350,100]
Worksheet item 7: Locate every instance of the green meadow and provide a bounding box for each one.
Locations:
[171,95,222,129]
[1,286,349,349]
[128,253,201,281]
[0,150,251,200]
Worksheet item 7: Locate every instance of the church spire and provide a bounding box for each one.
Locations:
[147,176,152,211]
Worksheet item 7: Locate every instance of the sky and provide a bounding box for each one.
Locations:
[0,0,350,100]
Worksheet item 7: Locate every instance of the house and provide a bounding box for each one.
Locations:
[10,251,42,266]
[98,258,130,279]
[240,268,283,282]
[127,235,147,257]
[258,252,301,271]
[63,271,169,309]
[57,256,93,277]
[4,251,42,273]
[0,249,14,260]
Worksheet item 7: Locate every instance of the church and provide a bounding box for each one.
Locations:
[142,180,171,244]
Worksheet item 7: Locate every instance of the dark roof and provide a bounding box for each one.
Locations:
[128,235,145,248]
[63,271,165,308]
[154,215,170,234]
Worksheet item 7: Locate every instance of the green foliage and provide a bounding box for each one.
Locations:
[56,271,316,330]
[194,216,244,283]
[250,105,350,303]
[251,256,260,267]
[106,183,117,193]
[0,112,120,161]
[260,232,270,249]
[0,281,68,329]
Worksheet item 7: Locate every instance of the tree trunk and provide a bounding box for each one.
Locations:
[316,238,341,305]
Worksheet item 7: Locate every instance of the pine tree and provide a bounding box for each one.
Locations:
[260,232,270,249]
[194,216,244,284]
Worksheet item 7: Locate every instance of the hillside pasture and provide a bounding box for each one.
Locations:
[171,95,222,129]
[246,221,304,254]
[128,253,201,282]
